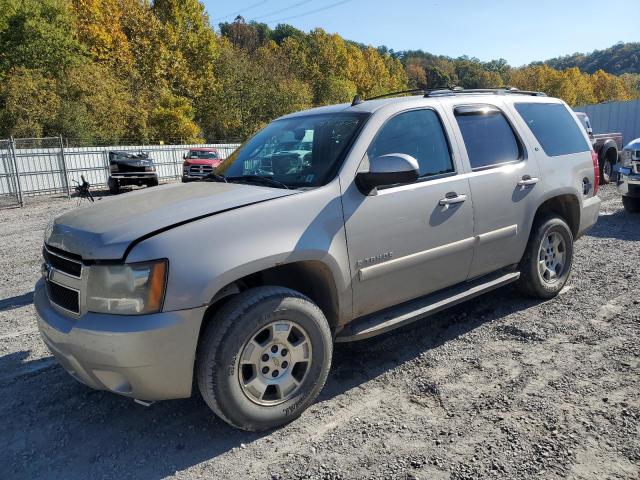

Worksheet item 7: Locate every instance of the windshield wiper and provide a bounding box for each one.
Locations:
[227,175,290,190]
[203,173,228,183]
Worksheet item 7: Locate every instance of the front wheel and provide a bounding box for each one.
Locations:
[518,215,574,299]
[622,196,640,213]
[108,178,120,195]
[196,286,332,431]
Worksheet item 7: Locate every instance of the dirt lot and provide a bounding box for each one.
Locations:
[0,185,638,480]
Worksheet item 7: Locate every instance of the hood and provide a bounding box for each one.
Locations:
[111,158,154,167]
[46,182,297,260]
[184,158,220,166]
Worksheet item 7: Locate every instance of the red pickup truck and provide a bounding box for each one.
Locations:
[575,112,622,184]
[182,147,222,182]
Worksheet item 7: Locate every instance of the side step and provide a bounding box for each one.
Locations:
[336,271,520,342]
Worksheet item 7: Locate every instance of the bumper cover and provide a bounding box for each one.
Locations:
[577,195,601,239]
[616,172,640,198]
[34,279,206,401]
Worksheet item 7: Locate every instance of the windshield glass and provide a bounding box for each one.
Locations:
[216,113,368,188]
[188,150,218,159]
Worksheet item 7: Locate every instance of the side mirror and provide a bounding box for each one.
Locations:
[355,154,419,194]
[183,154,187,159]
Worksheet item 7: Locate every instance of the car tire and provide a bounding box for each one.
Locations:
[517,215,574,299]
[622,196,640,213]
[196,286,333,431]
[600,157,613,184]
[108,179,120,195]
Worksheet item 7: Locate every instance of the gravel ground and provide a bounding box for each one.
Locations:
[0,185,638,480]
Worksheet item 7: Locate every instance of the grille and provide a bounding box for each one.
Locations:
[116,163,147,173]
[188,165,213,176]
[46,280,80,314]
[43,246,82,278]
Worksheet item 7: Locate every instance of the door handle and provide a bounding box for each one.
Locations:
[439,193,467,206]
[517,175,539,187]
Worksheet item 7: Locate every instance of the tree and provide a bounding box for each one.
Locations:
[70,0,133,69]
[0,67,61,137]
[148,90,202,143]
[0,0,85,76]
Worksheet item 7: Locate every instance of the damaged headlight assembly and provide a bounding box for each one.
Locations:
[86,260,167,314]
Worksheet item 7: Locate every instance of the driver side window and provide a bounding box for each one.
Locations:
[368,109,454,179]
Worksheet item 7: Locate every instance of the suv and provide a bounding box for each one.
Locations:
[574,112,622,184]
[35,88,600,431]
[107,151,159,194]
[617,138,640,212]
[182,148,222,182]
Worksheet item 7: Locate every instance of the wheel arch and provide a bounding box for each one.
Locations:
[531,193,580,239]
[600,140,619,163]
[199,260,342,342]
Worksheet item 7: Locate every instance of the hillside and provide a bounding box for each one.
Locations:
[541,42,640,75]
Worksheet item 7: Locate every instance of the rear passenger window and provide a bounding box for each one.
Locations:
[368,109,454,179]
[455,105,523,170]
[514,103,590,157]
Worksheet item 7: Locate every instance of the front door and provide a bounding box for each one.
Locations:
[446,102,543,279]
[342,107,476,318]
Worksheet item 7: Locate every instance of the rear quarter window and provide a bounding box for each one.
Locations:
[514,103,590,157]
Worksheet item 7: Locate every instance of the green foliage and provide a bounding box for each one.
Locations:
[0,0,85,75]
[0,67,61,137]
[543,42,640,75]
[148,90,203,143]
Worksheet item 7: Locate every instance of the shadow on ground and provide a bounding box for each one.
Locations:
[1,286,539,480]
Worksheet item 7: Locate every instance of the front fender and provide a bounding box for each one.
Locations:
[126,182,353,321]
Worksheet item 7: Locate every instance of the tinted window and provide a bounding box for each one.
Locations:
[514,103,590,157]
[368,109,453,178]
[455,106,522,170]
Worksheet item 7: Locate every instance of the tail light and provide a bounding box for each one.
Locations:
[591,150,599,195]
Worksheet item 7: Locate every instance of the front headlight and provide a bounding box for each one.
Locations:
[86,260,167,315]
[622,150,633,167]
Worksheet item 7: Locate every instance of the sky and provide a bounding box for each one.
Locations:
[202,0,640,66]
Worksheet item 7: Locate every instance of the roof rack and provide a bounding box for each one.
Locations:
[425,86,547,97]
[350,86,546,106]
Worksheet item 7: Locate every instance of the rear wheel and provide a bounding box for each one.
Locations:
[518,215,574,299]
[622,196,640,213]
[196,286,332,431]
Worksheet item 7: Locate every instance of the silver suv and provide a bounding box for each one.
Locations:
[35,88,601,431]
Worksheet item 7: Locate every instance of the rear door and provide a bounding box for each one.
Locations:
[445,101,544,278]
[508,101,596,209]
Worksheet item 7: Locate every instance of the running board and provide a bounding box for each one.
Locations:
[336,271,520,342]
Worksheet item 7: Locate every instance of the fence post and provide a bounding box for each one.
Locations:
[9,136,23,207]
[59,135,70,197]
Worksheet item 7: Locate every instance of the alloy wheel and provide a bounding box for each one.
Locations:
[237,320,312,406]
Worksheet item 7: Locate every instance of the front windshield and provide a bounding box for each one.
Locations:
[188,150,218,159]
[216,113,368,188]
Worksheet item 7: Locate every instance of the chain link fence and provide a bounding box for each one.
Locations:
[0,137,241,208]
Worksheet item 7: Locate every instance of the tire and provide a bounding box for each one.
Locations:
[599,149,617,185]
[196,286,333,431]
[622,196,640,213]
[108,178,120,195]
[148,178,159,187]
[517,215,574,299]
[600,157,612,184]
